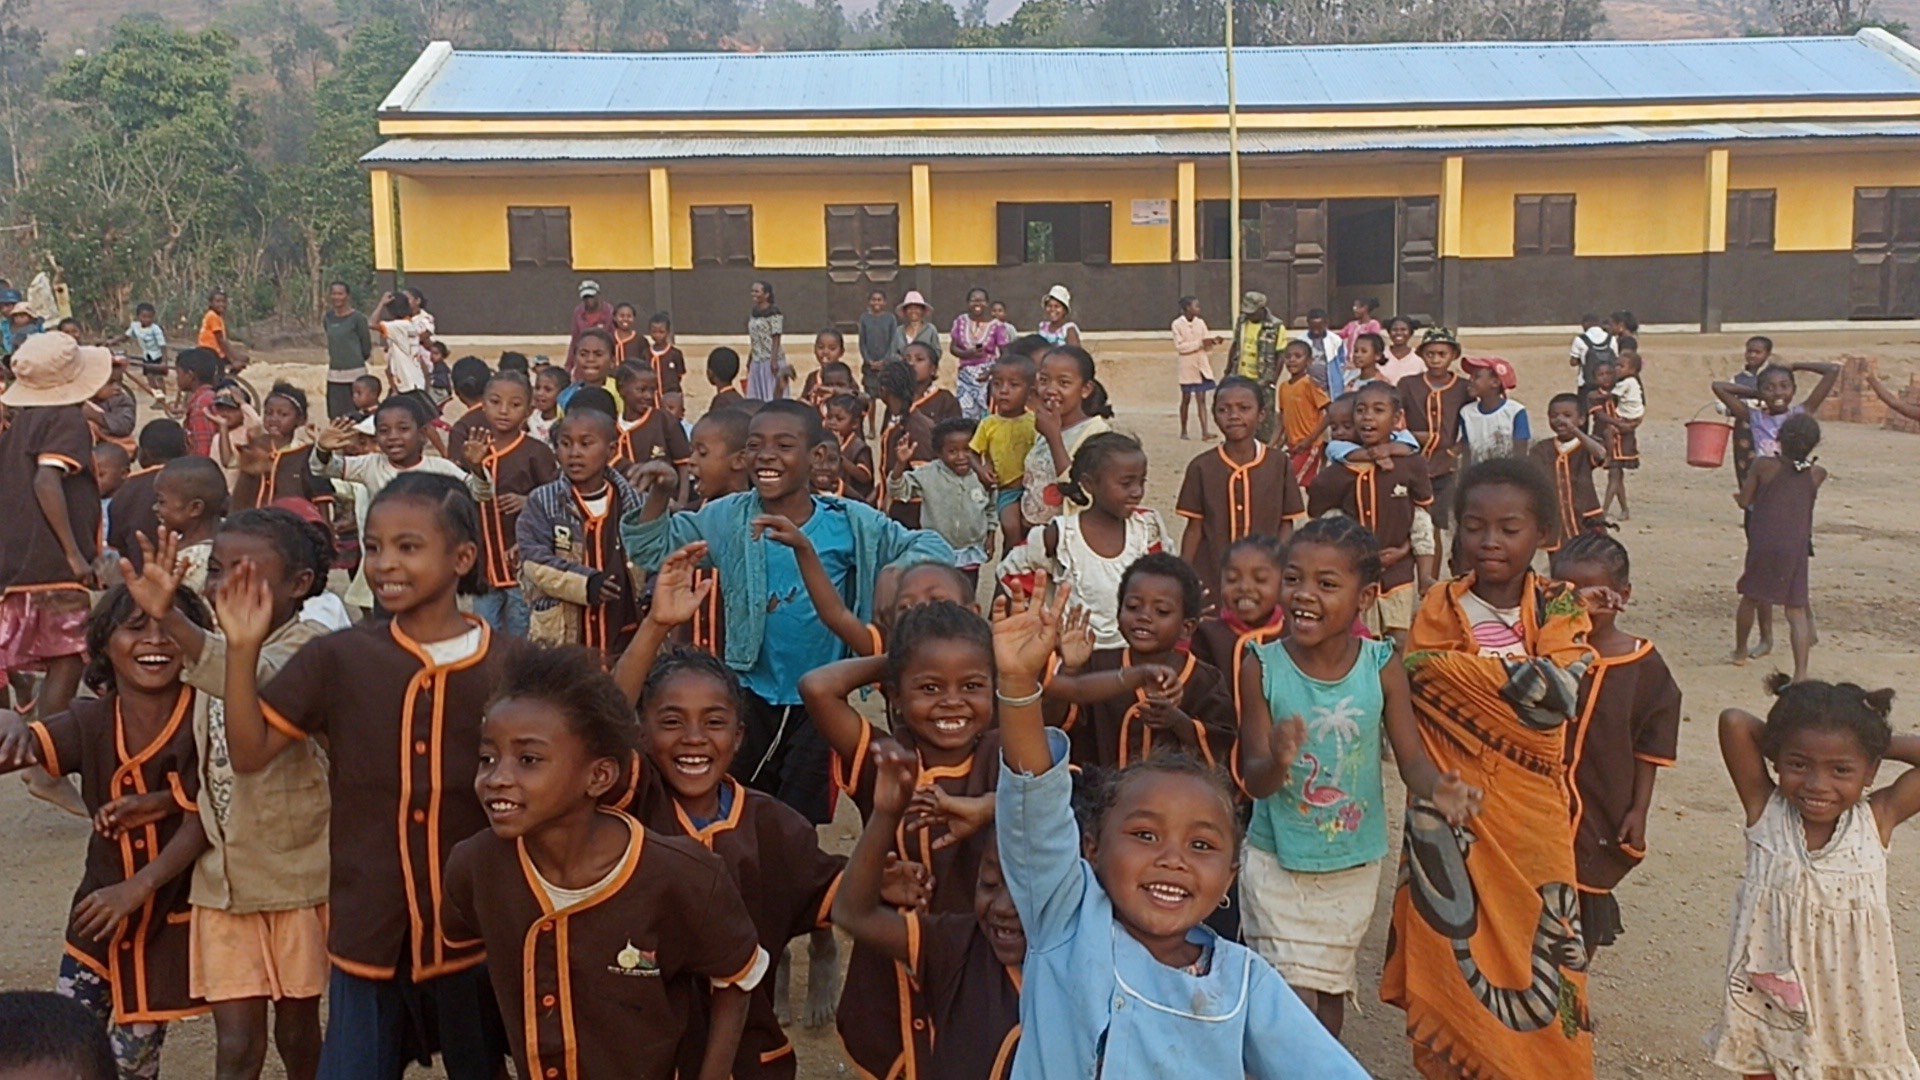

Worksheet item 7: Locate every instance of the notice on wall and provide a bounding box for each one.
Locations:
[1130,199,1171,226]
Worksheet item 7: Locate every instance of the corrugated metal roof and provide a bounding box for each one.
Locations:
[383,31,1920,118]
[360,121,1920,167]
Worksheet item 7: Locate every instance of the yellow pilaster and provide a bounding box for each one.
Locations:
[370,170,396,271]
[1704,148,1730,254]
[649,166,672,269]
[1176,161,1197,262]
[911,163,932,265]
[1439,155,1464,259]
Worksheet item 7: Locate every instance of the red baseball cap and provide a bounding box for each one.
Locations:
[1462,355,1517,391]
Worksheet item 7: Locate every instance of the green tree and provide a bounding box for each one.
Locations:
[888,0,961,46]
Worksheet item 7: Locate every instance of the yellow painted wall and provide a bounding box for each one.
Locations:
[1730,150,1920,252]
[396,174,651,272]
[929,166,1177,266]
[1193,160,1443,201]
[667,172,915,270]
[1456,154,1708,258]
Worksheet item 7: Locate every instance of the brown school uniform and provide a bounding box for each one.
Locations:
[839,432,877,504]
[651,778,845,1079]
[231,442,334,512]
[902,912,1023,1080]
[687,567,727,657]
[911,387,962,429]
[1529,438,1604,553]
[0,404,101,590]
[1050,650,1238,770]
[614,408,692,470]
[835,723,1003,1080]
[709,387,747,415]
[574,484,642,657]
[475,433,558,590]
[444,407,489,468]
[31,693,208,1023]
[258,617,516,982]
[1565,642,1682,894]
[441,809,764,1080]
[1174,444,1306,599]
[1590,397,1639,467]
[1307,454,1433,593]
[107,466,164,569]
[646,345,687,395]
[1396,372,1473,479]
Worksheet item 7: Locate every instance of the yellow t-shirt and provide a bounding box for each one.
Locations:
[970,412,1039,488]
[1278,375,1332,448]
[198,310,227,357]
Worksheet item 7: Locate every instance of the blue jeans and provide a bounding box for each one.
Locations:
[469,588,529,639]
[318,965,506,1080]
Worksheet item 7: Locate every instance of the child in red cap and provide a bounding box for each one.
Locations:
[1457,355,1531,466]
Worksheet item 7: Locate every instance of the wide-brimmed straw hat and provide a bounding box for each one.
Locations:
[897,290,931,316]
[1,331,112,407]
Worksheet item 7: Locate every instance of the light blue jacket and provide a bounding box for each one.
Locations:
[619,491,953,672]
[996,729,1372,1079]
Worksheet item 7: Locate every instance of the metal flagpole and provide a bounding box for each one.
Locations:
[1226,0,1241,318]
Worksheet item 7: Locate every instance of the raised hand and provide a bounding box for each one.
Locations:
[751,514,809,551]
[463,428,493,467]
[121,531,185,622]
[0,709,37,769]
[1130,663,1181,699]
[647,542,713,628]
[904,788,994,852]
[1270,715,1308,775]
[213,557,275,649]
[315,417,355,452]
[1057,603,1095,670]
[870,739,919,818]
[630,460,678,492]
[1574,585,1626,616]
[991,572,1069,683]
[878,854,932,911]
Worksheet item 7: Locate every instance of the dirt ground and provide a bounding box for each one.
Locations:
[7,326,1920,1078]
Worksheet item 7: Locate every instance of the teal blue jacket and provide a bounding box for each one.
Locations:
[619,492,955,672]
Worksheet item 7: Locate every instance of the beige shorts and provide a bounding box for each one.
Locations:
[1411,506,1436,558]
[1239,847,1382,995]
[190,904,329,1002]
[1365,581,1417,635]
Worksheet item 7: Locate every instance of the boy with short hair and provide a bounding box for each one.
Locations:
[857,289,896,370]
[461,370,558,639]
[1300,307,1348,392]
[347,373,382,423]
[198,290,242,363]
[174,348,222,458]
[620,399,954,826]
[0,331,113,815]
[153,456,229,594]
[1730,334,1774,484]
[1456,355,1530,464]
[557,328,615,411]
[442,355,493,461]
[1532,392,1610,554]
[516,404,643,657]
[1309,381,1435,645]
[707,346,747,414]
[646,312,686,395]
[115,302,169,402]
[107,419,188,571]
[889,416,994,580]
[680,406,752,653]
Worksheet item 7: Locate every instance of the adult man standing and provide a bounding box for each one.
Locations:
[1232,290,1287,442]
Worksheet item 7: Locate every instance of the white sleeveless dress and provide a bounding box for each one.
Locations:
[1708,792,1920,1078]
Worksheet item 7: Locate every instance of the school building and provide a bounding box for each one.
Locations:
[363,31,1920,336]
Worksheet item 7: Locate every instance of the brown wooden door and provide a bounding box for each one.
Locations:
[1849,187,1920,319]
[1257,200,1328,324]
[1396,197,1441,325]
[827,204,901,332]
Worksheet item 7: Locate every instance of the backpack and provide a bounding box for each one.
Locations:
[1579,340,1617,388]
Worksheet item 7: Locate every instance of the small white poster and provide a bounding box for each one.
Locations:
[1131,199,1171,226]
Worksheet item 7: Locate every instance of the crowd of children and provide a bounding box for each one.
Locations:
[0,286,1911,1080]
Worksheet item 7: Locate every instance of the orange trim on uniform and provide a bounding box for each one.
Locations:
[714,947,764,988]
[1117,652,1203,768]
[671,777,748,848]
[1565,639,1652,845]
[329,952,398,980]
[1215,444,1267,543]
[838,722,874,796]
[815,871,843,929]
[760,1041,797,1065]
[29,721,60,777]
[1353,463,1379,532]
[259,701,309,742]
[1634,752,1676,767]
[168,772,195,813]
[38,451,83,472]
[478,432,529,589]
[1418,374,1460,458]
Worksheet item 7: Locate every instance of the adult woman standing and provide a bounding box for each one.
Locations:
[1035,284,1081,348]
[889,290,939,361]
[322,281,372,420]
[745,280,790,401]
[949,286,1012,419]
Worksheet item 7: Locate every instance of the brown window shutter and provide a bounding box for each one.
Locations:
[722,206,754,266]
[1081,203,1111,265]
[862,204,900,267]
[508,207,541,266]
[541,208,572,269]
[1513,195,1543,256]
[1748,191,1775,250]
[1726,191,1750,250]
[826,204,859,268]
[691,206,723,268]
[1543,195,1575,255]
[997,203,1023,266]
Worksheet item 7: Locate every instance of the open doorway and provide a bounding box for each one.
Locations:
[1329,199,1397,318]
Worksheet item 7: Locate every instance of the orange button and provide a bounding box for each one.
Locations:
[121,940,132,950]
[411,809,427,824]
[541,994,556,1007]
[414,740,428,755]
[132,839,145,850]
[544,1070,558,1079]
[912,1018,926,1031]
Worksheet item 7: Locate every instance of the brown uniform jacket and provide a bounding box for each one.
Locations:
[468,432,559,590]
[1175,444,1306,598]
[614,408,692,470]
[231,441,334,513]
[108,466,164,569]
[1397,372,1474,478]
[651,778,846,1079]
[1530,438,1604,553]
[904,911,1023,1080]
[258,617,515,981]
[1,404,101,591]
[1566,642,1682,892]
[1050,650,1238,770]
[839,433,877,505]
[441,810,763,1080]
[32,693,207,1023]
[1308,455,1433,592]
[835,725,1003,1080]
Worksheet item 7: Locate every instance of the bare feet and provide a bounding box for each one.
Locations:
[1749,638,1773,660]
[804,927,841,1029]
[1180,432,1191,440]
[1729,648,1749,667]
[24,771,86,816]
[773,946,794,1028]
[1202,431,1218,441]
